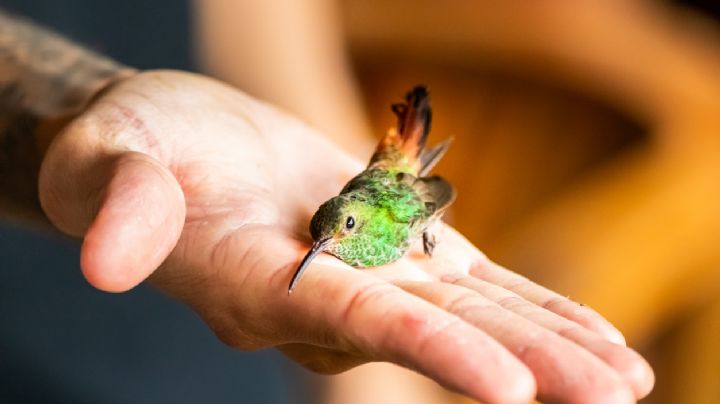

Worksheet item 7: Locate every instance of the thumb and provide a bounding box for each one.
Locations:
[40,139,185,292]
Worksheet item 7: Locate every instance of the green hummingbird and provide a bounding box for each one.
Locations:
[288,85,455,293]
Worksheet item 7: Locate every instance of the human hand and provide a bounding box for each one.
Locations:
[38,71,654,403]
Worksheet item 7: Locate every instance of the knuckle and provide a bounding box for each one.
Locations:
[556,326,585,340]
[542,296,567,310]
[413,317,467,358]
[502,276,532,293]
[341,282,397,327]
[445,291,484,315]
[495,295,529,311]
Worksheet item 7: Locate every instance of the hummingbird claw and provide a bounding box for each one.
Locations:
[423,231,436,257]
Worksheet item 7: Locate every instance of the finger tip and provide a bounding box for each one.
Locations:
[584,318,626,347]
[449,372,536,404]
[598,343,655,400]
[584,369,638,404]
[621,349,656,399]
[578,335,654,399]
[499,371,536,404]
[563,302,627,346]
[79,211,175,293]
[604,383,637,404]
[543,378,635,404]
[604,328,627,346]
[467,359,536,404]
[580,308,627,346]
[78,154,185,293]
[80,236,140,292]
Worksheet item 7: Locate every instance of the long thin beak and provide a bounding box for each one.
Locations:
[288,238,331,295]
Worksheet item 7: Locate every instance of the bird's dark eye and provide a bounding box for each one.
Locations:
[345,216,355,229]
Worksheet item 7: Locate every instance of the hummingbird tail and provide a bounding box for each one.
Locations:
[391,85,432,160]
[370,85,433,174]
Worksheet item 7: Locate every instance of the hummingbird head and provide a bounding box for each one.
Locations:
[309,195,359,242]
[288,195,365,294]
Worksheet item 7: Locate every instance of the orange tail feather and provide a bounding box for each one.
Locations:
[371,85,432,173]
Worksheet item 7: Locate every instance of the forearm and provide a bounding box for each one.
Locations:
[0,9,134,222]
[194,0,376,157]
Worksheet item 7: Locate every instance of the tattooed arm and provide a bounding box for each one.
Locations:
[0,9,134,222]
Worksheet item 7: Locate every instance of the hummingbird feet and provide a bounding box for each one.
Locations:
[423,231,436,257]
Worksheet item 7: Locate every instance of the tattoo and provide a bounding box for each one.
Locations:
[0,9,136,222]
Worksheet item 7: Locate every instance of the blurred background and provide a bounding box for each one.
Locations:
[2,0,719,403]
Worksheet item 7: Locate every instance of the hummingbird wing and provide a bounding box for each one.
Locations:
[339,167,454,225]
[414,176,456,217]
[419,138,453,177]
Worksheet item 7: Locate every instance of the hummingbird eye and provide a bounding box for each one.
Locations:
[345,216,355,230]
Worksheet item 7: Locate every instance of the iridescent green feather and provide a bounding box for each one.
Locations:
[322,168,447,267]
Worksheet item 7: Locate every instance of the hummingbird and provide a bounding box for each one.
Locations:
[288,85,455,294]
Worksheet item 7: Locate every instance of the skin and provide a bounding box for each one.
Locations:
[1,10,654,404]
[0,11,134,221]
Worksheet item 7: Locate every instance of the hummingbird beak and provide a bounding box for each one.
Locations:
[288,238,331,295]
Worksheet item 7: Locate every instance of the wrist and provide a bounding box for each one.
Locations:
[0,8,137,223]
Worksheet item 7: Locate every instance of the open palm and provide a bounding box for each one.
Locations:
[39,71,653,404]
